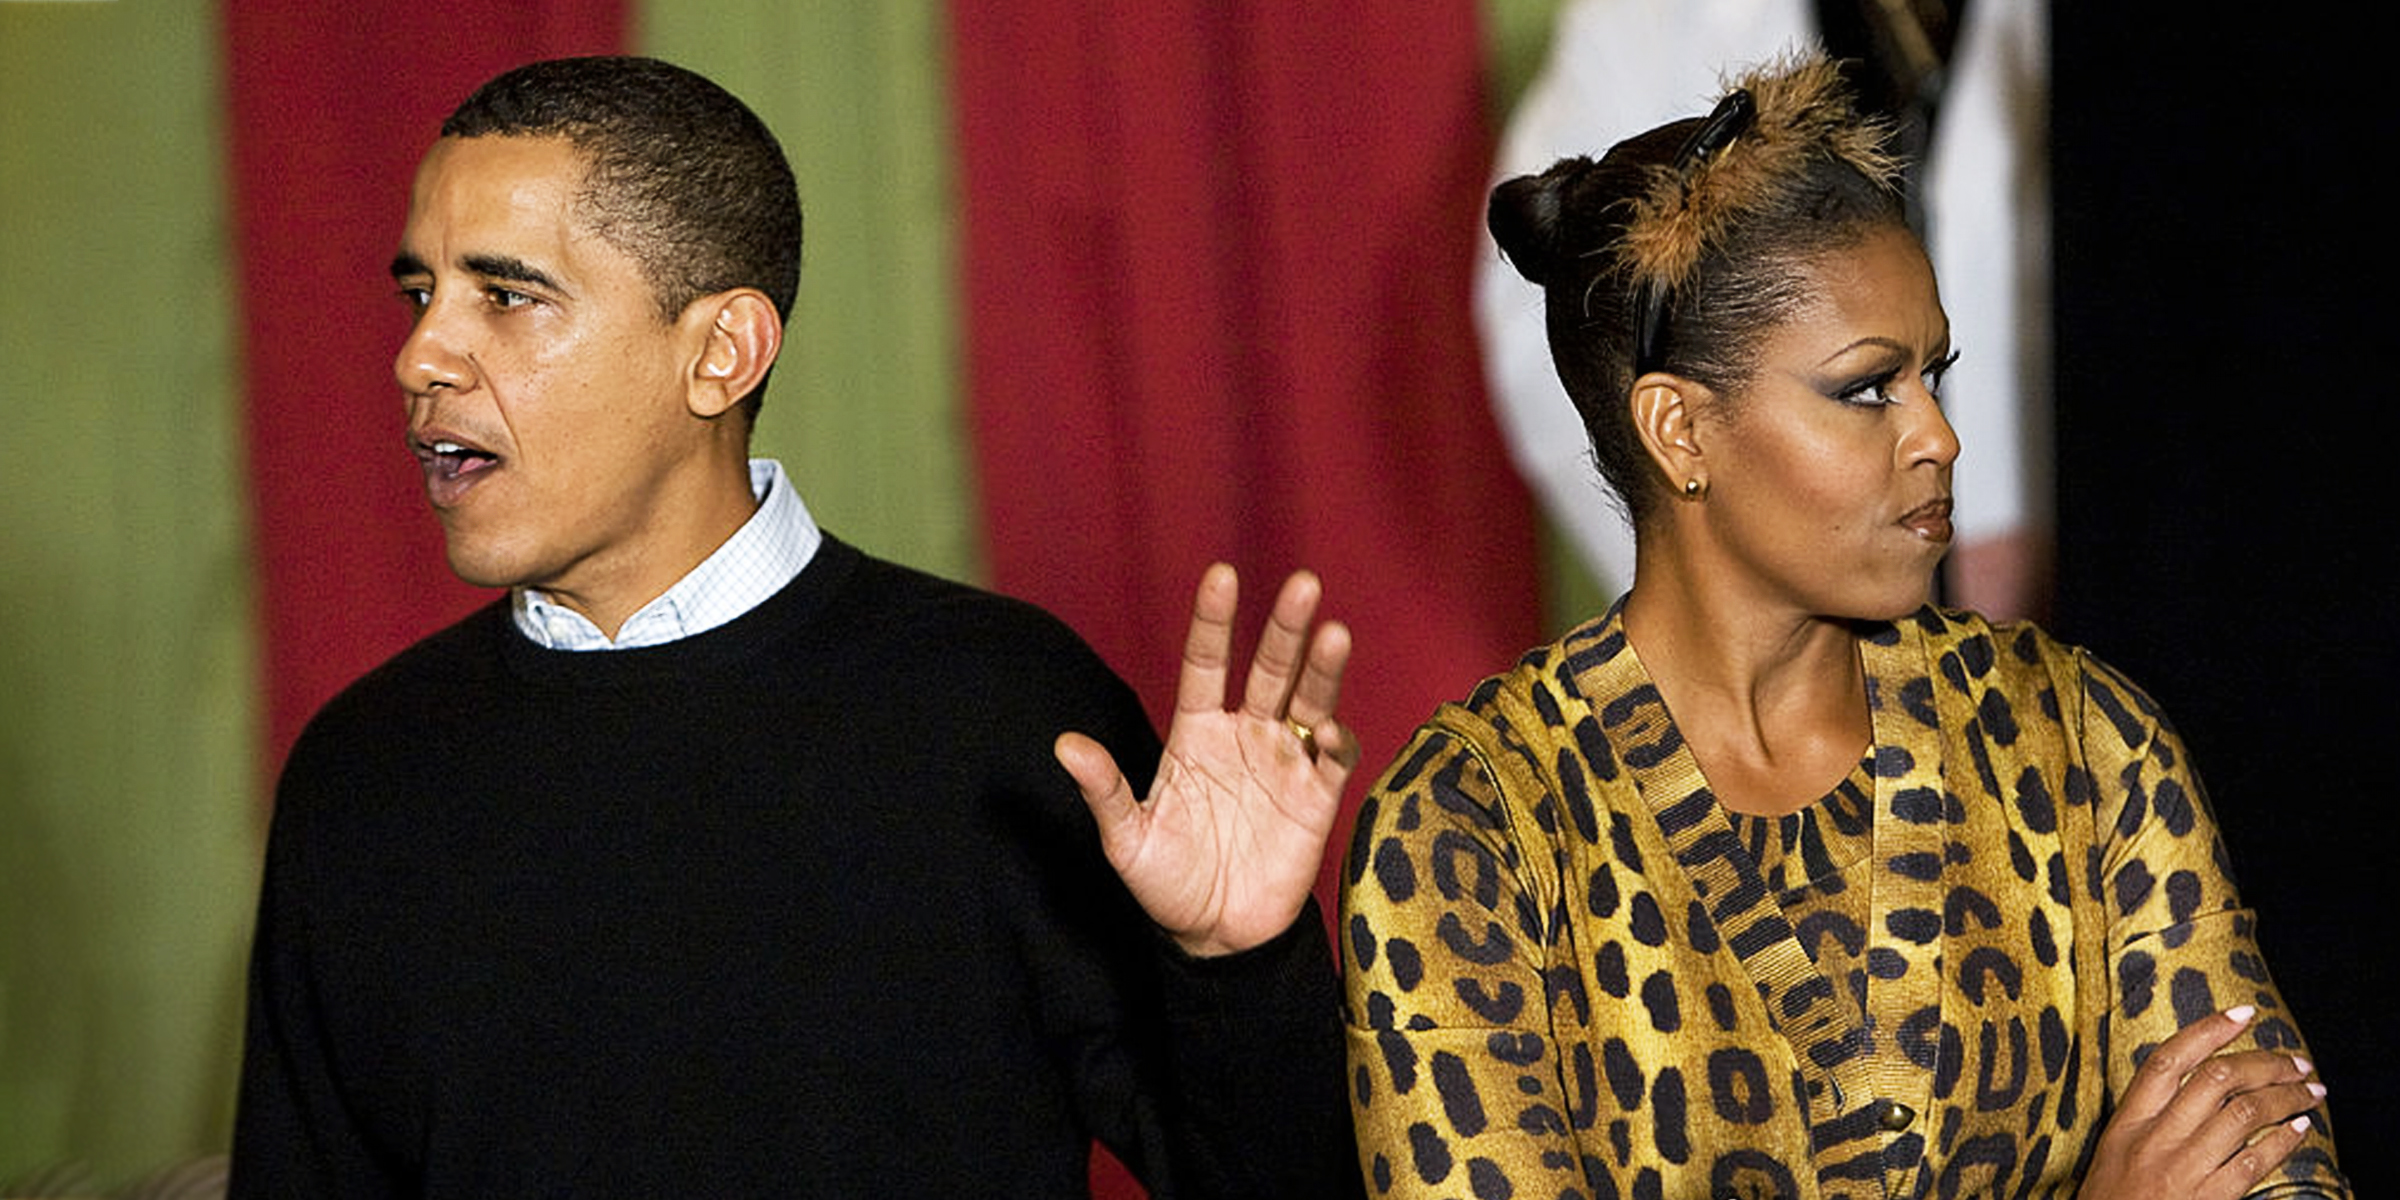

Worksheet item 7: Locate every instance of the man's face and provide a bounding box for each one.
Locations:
[390,135,728,623]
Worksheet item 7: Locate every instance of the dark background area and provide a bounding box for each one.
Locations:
[2051,9,2392,1190]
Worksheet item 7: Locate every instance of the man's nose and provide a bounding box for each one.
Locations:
[395,302,473,395]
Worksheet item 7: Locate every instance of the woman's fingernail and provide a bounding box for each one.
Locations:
[2225,1005,2257,1024]
[2292,1056,2315,1075]
[2307,1082,2328,1100]
[2290,1115,2313,1134]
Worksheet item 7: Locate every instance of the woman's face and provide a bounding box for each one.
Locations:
[1694,225,1961,622]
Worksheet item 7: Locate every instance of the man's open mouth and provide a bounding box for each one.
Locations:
[412,434,503,506]
[422,439,501,481]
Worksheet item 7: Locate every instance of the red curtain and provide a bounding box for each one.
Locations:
[225,0,626,773]
[951,10,1542,1184]
[952,2,1543,899]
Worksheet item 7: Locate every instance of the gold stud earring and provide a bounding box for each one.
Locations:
[1683,478,1708,498]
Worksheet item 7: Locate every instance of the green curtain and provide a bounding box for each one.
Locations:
[0,0,258,1187]
[642,1,979,584]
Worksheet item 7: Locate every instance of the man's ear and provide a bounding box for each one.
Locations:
[684,289,783,419]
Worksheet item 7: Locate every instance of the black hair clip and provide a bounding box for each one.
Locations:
[1674,88,1758,172]
[1632,88,1757,377]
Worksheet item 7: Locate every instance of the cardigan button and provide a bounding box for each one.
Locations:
[1878,1099,1917,1131]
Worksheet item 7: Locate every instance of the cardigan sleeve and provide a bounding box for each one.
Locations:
[2078,654,2349,1197]
[1340,723,1587,1199]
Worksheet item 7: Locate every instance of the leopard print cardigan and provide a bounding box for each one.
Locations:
[1341,604,2345,1199]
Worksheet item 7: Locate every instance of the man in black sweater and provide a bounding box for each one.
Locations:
[229,56,1359,1198]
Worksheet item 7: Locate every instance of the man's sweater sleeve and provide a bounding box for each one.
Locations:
[1155,897,1361,1200]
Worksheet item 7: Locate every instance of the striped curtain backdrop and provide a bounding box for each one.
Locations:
[1,0,1558,1188]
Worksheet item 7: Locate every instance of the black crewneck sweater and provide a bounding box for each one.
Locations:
[231,538,1350,1198]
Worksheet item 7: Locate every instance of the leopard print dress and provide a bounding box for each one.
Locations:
[1341,604,2346,1199]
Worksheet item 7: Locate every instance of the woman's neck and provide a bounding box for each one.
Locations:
[1620,549,1871,817]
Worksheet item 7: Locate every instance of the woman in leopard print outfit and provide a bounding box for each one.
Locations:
[1339,53,2347,1200]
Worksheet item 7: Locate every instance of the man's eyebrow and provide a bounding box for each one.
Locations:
[461,253,562,293]
[386,251,564,295]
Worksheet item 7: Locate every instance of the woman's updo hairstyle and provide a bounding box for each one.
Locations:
[1488,53,1907,526]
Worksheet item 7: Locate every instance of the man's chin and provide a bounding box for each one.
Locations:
[441,540,535,593]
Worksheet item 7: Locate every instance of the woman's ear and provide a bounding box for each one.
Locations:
[684,289,783,419]
[1629,372,1710,498]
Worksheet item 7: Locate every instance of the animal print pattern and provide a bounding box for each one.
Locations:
[1341,604,2346,1199]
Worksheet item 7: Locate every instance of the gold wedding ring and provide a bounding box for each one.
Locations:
[1287,719,1318,761]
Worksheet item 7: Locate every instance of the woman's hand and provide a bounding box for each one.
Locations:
[1054,564,1357,957]
[2076,1005,2326,1200]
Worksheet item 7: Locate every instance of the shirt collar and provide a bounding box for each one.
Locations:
[513,458,821,651]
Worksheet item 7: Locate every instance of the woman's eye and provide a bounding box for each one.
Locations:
[1836,376,1901,407]
[1924,349,1962,397]
[1837,349,1960,408]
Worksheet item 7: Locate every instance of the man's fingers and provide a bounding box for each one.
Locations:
[1285,619,1351,730]
[1240,570,1323,722]
[1309,718,1362,778]
[1055,731,1140,841]
[1179,565,1351,778]
[1174,564,1241,717]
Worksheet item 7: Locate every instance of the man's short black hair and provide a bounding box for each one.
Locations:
[443,56,803,418]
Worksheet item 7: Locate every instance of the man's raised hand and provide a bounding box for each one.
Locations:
[1054,564,1357,956]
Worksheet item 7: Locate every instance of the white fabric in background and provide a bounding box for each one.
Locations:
[1476,0,2048,600]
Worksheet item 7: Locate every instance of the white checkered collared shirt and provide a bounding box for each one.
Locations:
[513,458,822,651]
